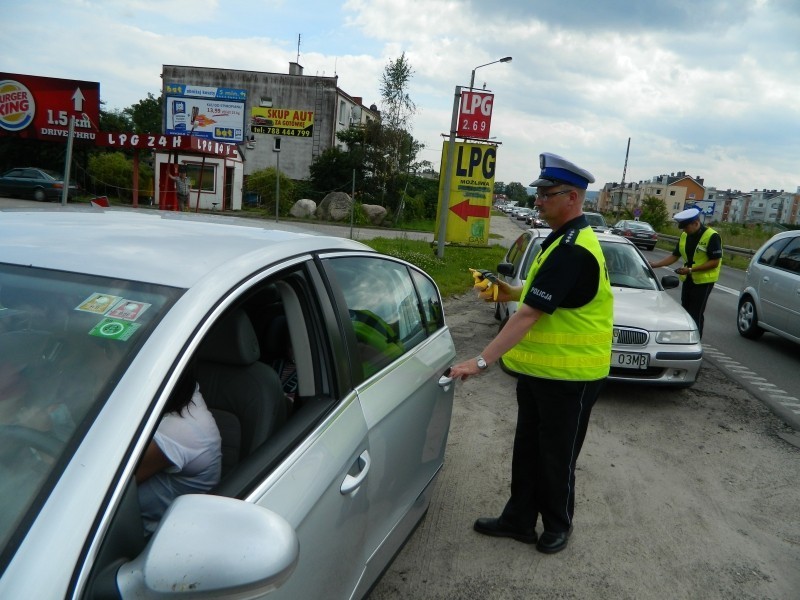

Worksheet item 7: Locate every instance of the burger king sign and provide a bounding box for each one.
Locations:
[0,73,99,141]
[0,79,35,132]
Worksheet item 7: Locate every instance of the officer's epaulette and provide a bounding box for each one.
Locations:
[560,228,580,246]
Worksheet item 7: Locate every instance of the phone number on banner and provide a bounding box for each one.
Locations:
[251,126,313,137]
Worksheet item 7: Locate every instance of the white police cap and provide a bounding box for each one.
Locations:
[674,207,701,228]
[530,152,595,189]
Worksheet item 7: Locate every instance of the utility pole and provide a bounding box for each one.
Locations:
[618,137,630,215]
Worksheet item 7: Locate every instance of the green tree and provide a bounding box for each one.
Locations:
[123,93,163,134]
[505,181,530,205]
[378,52,421,213]
[494,181,507,194]
[245,167,296,216]
[641,195,669,229]
[99,105,132,132]
[86,151,152,202]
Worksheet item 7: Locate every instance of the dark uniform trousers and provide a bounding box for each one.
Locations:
[501,374,604,534]
[680,277,714,338]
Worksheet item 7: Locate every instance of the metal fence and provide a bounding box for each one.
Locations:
[659,234,755,258]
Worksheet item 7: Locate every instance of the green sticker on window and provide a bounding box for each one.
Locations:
[89,318,141,341]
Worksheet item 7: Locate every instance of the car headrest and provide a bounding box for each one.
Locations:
[197,309,260,366]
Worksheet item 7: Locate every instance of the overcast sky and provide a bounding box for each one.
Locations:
[3,0,798,193]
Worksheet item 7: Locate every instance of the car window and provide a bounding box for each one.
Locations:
[519,237,545,281]
[505,232,533,277]
[0,263,181,557]
[774,237,800,274]
[758,237,791,266]
[325,257,428,379]
[410,269,444,336]
[601,242,659,290]
[585,213,607,228]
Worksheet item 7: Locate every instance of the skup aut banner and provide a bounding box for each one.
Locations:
[435,141,497,246]
[250,107,314,138]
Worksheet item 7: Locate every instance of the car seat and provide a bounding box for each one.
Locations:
[196,308,288,477]
[261,315,298,402]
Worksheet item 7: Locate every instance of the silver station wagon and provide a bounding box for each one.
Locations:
[737,229,800,345]
[495,228,702,387]
[0,209,456,599]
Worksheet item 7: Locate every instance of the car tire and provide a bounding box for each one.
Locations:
[646,244,656,251]
[33,188,47,202]
[737,296,764,339]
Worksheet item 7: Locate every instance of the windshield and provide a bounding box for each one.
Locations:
[585,213,607,228]
[602,242,659,289]
[519,239,658,291]
[0,264,182,554]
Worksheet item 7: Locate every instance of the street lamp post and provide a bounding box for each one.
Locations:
[469,56,512,91]
[436,56,512,259]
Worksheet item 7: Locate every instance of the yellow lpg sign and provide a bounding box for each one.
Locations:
[435,141,496,245]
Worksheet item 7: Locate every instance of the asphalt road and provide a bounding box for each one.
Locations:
[502,215,800,434]
[4,197,798,432]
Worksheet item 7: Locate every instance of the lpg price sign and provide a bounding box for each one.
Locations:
[457,90,494,139]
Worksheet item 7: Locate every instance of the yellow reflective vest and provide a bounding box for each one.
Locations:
[678,226,722,284]
[502,227,613,381]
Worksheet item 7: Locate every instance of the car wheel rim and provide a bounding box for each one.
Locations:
[738,302,754,331]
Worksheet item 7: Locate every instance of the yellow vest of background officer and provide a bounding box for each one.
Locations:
[678,227,722,284]
[503,228,613,381]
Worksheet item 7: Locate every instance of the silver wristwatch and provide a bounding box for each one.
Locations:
[476,356,488,370]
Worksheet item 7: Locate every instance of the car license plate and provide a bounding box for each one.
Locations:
[612,351,649,369]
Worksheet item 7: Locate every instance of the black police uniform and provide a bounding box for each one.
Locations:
[500,215,605,537]
[670,224,722,337]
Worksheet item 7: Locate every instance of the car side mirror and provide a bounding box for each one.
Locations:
[117,495,299,598]
[661,275,680,289]
[497,262,515,278]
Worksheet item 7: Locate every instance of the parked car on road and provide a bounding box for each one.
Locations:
[495,229,701,386]
[0,209,456,599]
[584,211,609,232]
[737,230,800,345]
[0,167,79,201]
[525,212,547,228]
[611,219,659,251]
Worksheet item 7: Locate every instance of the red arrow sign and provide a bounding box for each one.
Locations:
[450,200,490,221]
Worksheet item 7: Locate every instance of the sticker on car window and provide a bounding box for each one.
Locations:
[88,318,141,341]
[75,293,123,314]
[106,300,150,321]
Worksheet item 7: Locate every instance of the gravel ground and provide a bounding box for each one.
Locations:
[369,292,800,600]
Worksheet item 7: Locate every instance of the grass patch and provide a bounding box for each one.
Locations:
[362,237,508,297]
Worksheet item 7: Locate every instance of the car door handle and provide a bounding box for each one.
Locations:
[438,369,454,392]
[340,450,370,495]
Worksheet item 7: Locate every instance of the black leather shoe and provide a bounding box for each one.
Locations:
[536,530,570,554]
[473,517,537,544]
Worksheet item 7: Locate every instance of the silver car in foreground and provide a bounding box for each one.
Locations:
[495,229,702,387]
[0,209,455,599]
[737,230,800,345]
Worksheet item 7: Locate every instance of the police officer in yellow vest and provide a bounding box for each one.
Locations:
[649,207,722,337]
[450,153,613,555]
